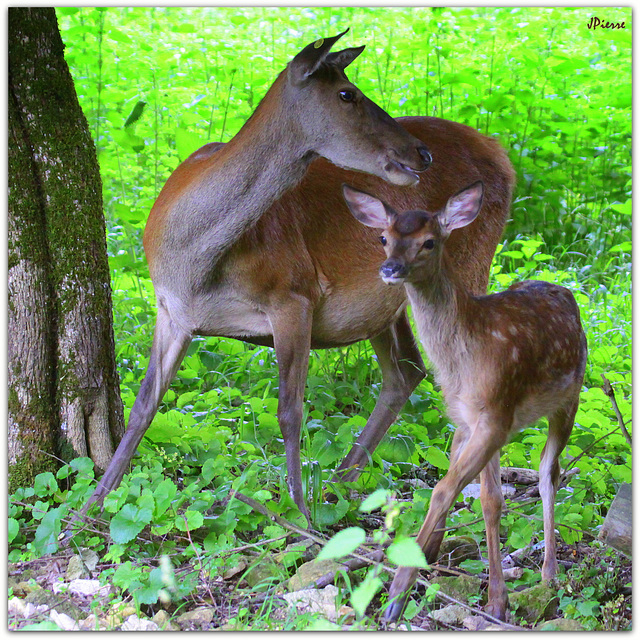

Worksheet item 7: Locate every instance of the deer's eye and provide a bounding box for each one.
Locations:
[423,239,435,250]
[339,90,356,102]
[380,236,387,246]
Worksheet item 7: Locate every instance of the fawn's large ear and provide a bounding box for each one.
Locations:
[324,45,365,70]
[342,184,392,228]
[289,29,349,86]
[440,181,484,233]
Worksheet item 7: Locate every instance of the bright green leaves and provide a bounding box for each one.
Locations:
[175,510,204,532]
[387,537,428,568]
[33,508,64,556]
[8,518,19,544]
[110,501,154,544]
[422,447,450,470]
[317,526,366,561]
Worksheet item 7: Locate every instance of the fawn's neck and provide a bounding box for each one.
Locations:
[405,255,477,375]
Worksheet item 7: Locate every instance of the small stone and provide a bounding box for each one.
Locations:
[462,484,482,500]
[282,585,354,623]
[430,604,469,626]
[79,613,107,631]
[536,617,585,631]
[68,578,111,597]
[274,538,320,566]
[25,587,84,619]
[436,574,483,604]
[222,560,247,580]
[509,583,558,623]
[175,607,215,630]
[12,581,35,597]
[287,558,343,591]
[462,615,490,631]
[8,597,27,618]
[245,558,281,589]
[439,536,479,566]
[153,609,179,631]
[121,614,160,631]
[65,555,87,581]
[50,610,80,631]
[503,566,524,581]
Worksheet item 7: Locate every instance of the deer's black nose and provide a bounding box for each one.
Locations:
[418,146,432,169]
[380,260,408,282]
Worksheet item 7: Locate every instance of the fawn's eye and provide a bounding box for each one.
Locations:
[423,239,435,250]
[339,89,356,102]
[380,236,387,246]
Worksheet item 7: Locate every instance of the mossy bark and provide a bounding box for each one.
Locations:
[8,8,125,490]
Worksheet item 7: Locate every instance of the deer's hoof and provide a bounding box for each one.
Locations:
[383,595,408,623]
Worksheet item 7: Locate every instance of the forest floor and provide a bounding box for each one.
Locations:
[7,495,632,631]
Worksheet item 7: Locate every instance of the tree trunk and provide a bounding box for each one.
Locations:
[8,7,125,491]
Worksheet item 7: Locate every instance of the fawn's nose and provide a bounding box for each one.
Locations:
[417,145,432,170]
[380,260,408,284]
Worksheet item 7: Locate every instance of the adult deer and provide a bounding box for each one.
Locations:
[80,30,431,521]
[343,181,587,621]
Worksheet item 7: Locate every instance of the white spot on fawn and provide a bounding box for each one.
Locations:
[512,346,519,362]
[491,330,506,341]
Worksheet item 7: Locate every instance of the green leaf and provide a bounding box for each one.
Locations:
[175,510,204,532]
[34,507,64,555]
[154,478,178,517]
[34,472,57,497]
[387,537,428,568]
[70,457,94,477]
[135,567,165,605]
[315,497,349,527]
[610,200,632,216]
[8,518,19,544]
[424,447,450,470]
[317,527,365,561]
[351,572,383,618]
[359,488,390,513]
[110,503,153,544]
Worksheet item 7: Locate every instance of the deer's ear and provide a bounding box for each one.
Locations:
[342,184,392,228]
[440,181,484,233]
[288,29,349,86]
[324,45,365,70]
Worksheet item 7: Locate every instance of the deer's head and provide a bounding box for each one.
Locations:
[342,182,484,284]
[285,30,432,186]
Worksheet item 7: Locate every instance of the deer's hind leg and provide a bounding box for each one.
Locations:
[539,398,577,581]
[335,311,426,482]
[481,451,508,620]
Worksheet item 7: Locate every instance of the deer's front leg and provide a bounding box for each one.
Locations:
[269,296,314,525]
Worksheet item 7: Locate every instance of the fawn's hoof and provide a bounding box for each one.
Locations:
[484,599,508,622]
[383,595,408,623]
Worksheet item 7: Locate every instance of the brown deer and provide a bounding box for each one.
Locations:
[81,32,516,527]
[343,181,587,621]
[80,29,432,521]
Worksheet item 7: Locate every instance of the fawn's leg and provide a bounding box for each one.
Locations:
[385,413,509,621]
[539,399,577,581]
[480,451,508,620]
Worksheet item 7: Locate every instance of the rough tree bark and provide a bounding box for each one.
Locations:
[8,7,125,491]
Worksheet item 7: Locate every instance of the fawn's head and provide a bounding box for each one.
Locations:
[283,30,432,186]
[343,181,484,284]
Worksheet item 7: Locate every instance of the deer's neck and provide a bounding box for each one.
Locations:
[405,256,476,379]
[155,73,314,286]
